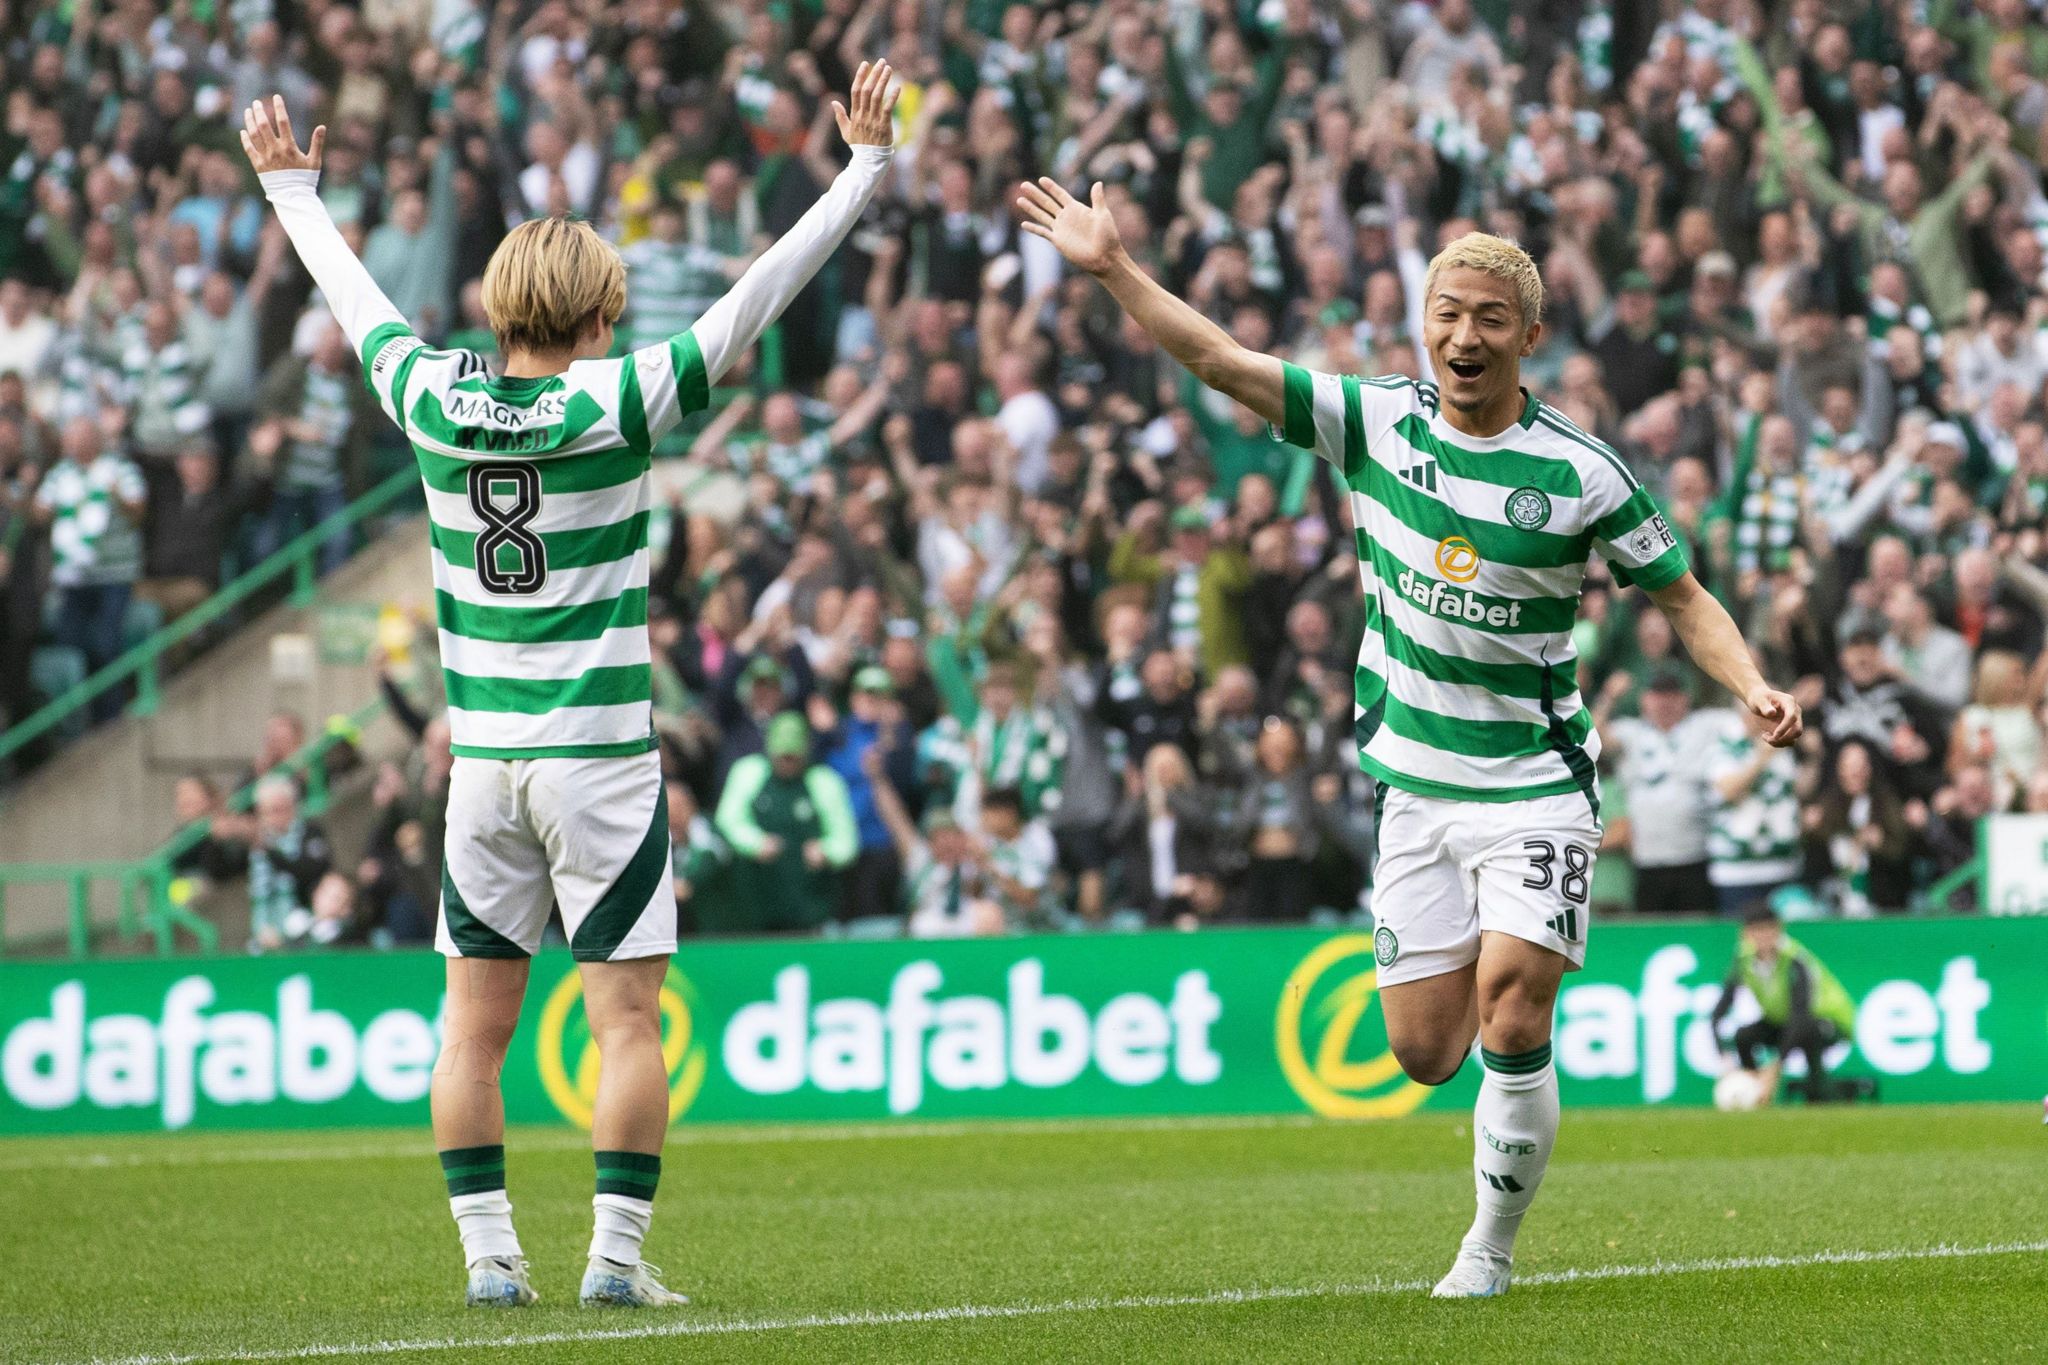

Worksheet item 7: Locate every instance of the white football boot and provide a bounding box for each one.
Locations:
[580,1258,691,1307]
[465,1256,539,1307]
[1430,1244,1513,1298]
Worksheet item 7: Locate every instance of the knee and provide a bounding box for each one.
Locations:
[1391,1038,1471,1087]
[1477,980,1556,1056]
[435,1020,517,1078]
[588,997,663,1051]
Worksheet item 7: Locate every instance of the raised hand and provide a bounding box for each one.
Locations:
[1015,178,1124,276]
[834,60,900,148]
[240,95,324,174]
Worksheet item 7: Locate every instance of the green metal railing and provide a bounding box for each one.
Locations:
[1920,845,1984,914]
[0,371,769,956]
[0,467,422,769]
[0,696,386,958]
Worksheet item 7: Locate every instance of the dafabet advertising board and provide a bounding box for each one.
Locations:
[1,920,2037,1134]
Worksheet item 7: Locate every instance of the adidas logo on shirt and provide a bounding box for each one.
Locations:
[1400,460,1438,492]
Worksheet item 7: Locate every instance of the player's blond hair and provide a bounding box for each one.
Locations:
[1422,231,1544,329]
[480,217,627,356]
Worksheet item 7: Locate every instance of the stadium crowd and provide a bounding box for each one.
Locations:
[7,0,2048,944]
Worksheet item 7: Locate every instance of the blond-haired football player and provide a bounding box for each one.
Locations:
[1017,179,1801,1297]
[244,63,899,1309]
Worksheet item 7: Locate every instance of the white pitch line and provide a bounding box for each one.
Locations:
[0,1113,1329,1173]
[52,1239,2048,1365]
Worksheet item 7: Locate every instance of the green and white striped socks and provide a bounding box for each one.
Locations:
[1464,1043,1560,1260]
[591,1150,662,1266]
[441,1145,522,1266]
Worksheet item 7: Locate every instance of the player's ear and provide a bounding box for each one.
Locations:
[1520,320,1543,357]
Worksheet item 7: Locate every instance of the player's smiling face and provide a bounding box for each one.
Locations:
[1424,267,1541,428]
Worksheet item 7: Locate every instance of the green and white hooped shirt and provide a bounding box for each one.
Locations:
[1272,365,1688,807]
[1705,714,1803,889]
[259,144,891,761]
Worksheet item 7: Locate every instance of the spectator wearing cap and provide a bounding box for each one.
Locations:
[1675,250,1759,366]
[713,633,817,783]
[817,665,916,923]
[1593,668,1724,915]
[713,711,858,935]
[1589,270,1681,418]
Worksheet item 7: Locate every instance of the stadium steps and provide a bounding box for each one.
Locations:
[0,516,434,953]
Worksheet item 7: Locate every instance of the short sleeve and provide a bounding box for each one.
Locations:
[1271,364,1426,481]
[1271,362,1355,472]
[631,329,711,446]
[1587,465,1688,591]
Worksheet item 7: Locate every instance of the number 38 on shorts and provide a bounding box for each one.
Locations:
[1368,787,1601,987]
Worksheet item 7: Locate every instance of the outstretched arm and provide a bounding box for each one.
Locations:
[1015,177,1284,427]
[1647,572,1803,746]
[689,61,900,385]
[241,97,408,360]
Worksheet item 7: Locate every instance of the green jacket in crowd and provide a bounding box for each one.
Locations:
[712,755,858,933]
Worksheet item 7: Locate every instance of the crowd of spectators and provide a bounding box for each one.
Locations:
[10,0,2048,941]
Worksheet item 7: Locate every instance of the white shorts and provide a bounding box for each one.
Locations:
[1369,784,1602,987]
[438,750,676,962]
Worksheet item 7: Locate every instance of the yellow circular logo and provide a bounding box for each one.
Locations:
[537,963,708,1129]
[1275,935,1430,1119]
[1435,536,1481,583]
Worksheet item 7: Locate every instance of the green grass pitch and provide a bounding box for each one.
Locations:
[3,1105,2044,1363]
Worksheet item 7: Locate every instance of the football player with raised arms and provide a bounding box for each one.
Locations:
[1016,177,1802,1297]
[243,64,899,1309]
